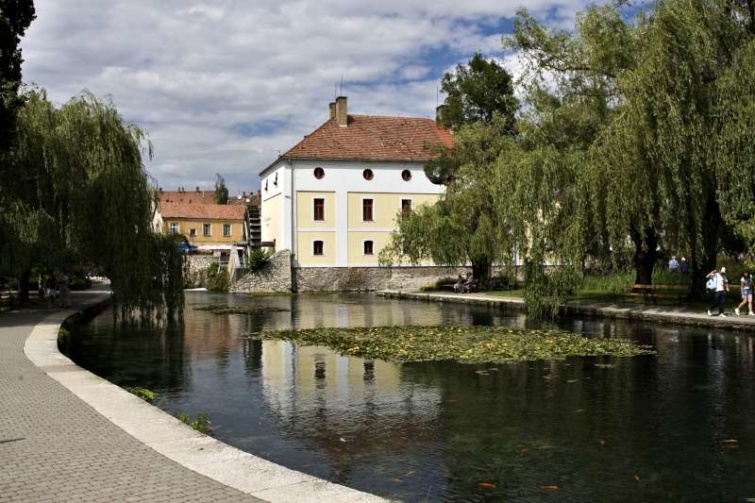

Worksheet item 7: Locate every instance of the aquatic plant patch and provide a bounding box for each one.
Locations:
[194,304,289,315]
[248,326,655,364]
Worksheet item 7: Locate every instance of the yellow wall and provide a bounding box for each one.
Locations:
[347,232,392,265]
[347,192,438,228]
[162,218,243,244]
[297,191,335,229]
[297,232,336,266]
[262,193,283,246]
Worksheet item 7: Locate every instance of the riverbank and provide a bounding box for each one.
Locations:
[379,290,755,332]
[1,286,388,503]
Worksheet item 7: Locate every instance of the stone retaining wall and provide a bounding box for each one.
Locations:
[230,250,292,293]
[294,266,466,292]
[229,248,518,293]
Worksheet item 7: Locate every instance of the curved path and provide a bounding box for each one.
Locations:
[0,288,388,503]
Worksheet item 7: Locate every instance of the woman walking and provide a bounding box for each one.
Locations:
[735,271,753,316]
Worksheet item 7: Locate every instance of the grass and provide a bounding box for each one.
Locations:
[250,325,654,364]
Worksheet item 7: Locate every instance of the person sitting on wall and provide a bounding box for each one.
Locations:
[453,274,465,293]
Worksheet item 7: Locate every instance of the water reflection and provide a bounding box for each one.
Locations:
[69,293,755,502]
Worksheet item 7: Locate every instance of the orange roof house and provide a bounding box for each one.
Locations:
[154,203,247,251]
[259,96,452,270]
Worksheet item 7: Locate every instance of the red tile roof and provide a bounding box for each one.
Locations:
[157,190,216,205]
[261,115,453,174]
[159,203,247,221]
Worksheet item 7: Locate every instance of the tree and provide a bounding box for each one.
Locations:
[381,119,514,283]
[5,90,184,319]
[426,53,518,184]
[214,173,228,204]
[0,0,35,156]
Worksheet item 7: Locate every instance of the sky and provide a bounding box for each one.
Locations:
[19,0,594,196]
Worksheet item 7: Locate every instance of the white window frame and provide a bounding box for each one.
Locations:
[203,223,212,236]
[169,222,179,234]
[223,223,231,237]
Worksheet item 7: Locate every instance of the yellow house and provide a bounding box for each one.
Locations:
[156,202,247,250]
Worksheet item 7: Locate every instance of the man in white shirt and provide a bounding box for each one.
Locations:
[706,267,729,317]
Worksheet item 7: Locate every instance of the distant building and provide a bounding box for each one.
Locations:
[259,96,452,268]
[153,202,247,252]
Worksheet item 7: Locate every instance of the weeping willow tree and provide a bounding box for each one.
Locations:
[713,10,755,260]
[494,6,631,314]
[379,119,514,284]
[5,89,184,320]
[585,0,755,294]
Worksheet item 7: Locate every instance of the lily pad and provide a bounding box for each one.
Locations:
[246,326,655,364]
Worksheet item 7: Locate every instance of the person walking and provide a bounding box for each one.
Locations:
[706,268,729,317]
[735,271,753,316]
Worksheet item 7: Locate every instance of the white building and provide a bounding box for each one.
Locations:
[259,97,452,269]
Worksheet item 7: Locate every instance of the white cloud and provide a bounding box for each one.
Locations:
[20,0,595,193]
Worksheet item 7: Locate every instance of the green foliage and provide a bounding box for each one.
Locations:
[214,173,228,204]
[439,52,518,131]
[125,387,157,403]
[0,0,36,154]
[1,89,184,320]
[205,262,229,292]
[57,327,70,351]
[251,325,654,364]
[246,247,272,272]
[177,412,212,434]
[383,120,515,284]
[194,303,288,315]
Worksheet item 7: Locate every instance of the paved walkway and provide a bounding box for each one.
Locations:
[379,290,755,331]
[0,288,386,503]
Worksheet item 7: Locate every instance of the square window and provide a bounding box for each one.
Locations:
[313,240,324,255]
[189,228,197,237]
[169,222,179,234]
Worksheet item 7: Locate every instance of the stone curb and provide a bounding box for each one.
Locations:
[23,294,391,503]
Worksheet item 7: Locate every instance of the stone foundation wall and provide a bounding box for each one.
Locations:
[228,248,518,293]
[230,250,292,293]
[294,266,467,292]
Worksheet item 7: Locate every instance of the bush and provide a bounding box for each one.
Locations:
[205,263,229,292]
[247,248,273,272]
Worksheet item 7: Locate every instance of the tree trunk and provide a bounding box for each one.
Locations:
[471,259,491,285]
[631,225,659,285]
[18,268,31,303]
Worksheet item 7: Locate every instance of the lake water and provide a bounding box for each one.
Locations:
[67,292,755,502]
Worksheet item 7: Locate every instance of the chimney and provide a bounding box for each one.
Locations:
[335,96,348,127]
[329,102,336,120]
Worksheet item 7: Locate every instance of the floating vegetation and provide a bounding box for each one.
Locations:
[194,304,289,315]
[247,326,655,364]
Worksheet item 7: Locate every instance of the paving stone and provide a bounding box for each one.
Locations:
[0,291,263,503]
